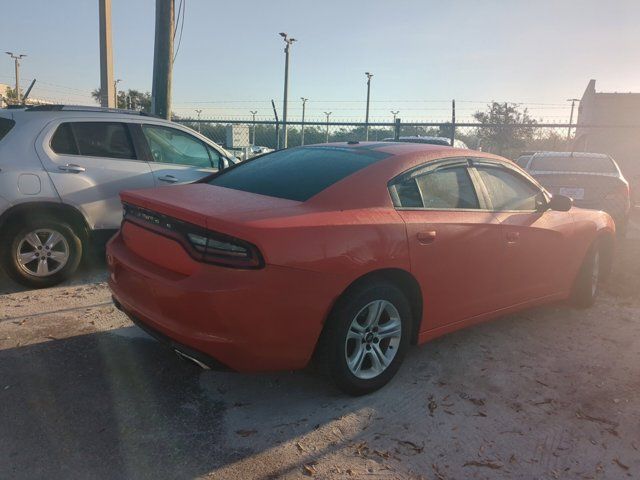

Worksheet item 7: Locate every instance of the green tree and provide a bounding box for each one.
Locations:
[473,102,538,157]
[91,88,152,112]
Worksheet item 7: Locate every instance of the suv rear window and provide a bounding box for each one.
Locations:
[207,146,388,201]
[50,122,136,160]
[530,155,617,173]
[0,118,15,142]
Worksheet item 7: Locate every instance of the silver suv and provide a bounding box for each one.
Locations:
[0,105,235,287]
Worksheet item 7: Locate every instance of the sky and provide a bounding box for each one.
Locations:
[1,0,639,122]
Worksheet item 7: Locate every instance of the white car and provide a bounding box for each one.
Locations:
[0,105,235,287]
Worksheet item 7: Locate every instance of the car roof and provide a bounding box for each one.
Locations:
[306,141,505,209]
[531,151,610,159]
[1,105,172,124]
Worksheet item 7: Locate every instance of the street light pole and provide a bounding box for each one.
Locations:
[113,78,121,107]
[5,52,26,104]
[300,97,308,146]
[324,111,332,143]
[250,110,257,145]
[391,110,399,123]
[566,98,580,142]
[195,109,202,132]
[364,72,373,141]
[279,32,297,149]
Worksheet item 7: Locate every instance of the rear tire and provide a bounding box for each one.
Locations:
[571,240,602,308]
[1,218,83,288]
[318,280,412,396]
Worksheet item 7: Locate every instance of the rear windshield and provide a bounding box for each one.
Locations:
[207,146,389,201]
[0,118,15,142]
[530,156,617,173]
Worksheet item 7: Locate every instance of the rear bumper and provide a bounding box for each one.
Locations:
[107,232,341,372]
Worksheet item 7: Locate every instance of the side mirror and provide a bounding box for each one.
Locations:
[548,194,573,212]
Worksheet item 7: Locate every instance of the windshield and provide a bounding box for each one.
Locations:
[530,155,617,174]
[207,146,389,201]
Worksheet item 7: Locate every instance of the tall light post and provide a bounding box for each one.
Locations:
[113,78,121,107]
[195,109,202,132]
[324,111,332,143]
[566,98,580,142]
[364,72,373,141]
[5,52,26,104]
[279,32,297,149]
[250,110,258,145]
[300,97,308,146]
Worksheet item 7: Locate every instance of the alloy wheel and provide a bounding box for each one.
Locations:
[345,299,402,380]
[15,229,70,277]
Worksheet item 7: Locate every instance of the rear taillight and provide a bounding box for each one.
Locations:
[605,182,629,200]
[123,203,263,269]
[186,231,263,268]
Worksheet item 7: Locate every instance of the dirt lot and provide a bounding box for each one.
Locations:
[1,212,639,480]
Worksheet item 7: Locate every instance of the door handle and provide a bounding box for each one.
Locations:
[417,230,437,245]
[58,163,86,173]
[506,231,520,243]
[158,174,179,183]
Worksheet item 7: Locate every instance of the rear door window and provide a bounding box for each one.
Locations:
[51,122,136,159]
[392,165,480,209]
[0,118,15,142]
[50,123,78,155]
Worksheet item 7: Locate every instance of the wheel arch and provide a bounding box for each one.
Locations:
[326,267,424,345]
[0,201,91,243]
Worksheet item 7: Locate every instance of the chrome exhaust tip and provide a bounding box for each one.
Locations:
[175,349,211,370]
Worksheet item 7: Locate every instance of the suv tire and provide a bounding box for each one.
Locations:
[2,218,83,288]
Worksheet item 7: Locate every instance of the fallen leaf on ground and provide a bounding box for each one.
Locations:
[235,429,257,437]
[613,458,629,471]
[303,462,317,476]
[463,460,503,470]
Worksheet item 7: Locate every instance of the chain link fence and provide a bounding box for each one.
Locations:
[176,118,594,159]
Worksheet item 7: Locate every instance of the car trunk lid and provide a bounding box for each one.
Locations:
[530,172,622,203]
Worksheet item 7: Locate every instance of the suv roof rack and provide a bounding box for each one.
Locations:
[24,104,159,117]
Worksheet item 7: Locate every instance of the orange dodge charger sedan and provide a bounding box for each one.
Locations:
[107,142,615,395]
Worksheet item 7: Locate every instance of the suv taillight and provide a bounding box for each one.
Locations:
[123,203,263,269]
[605,182,629,200]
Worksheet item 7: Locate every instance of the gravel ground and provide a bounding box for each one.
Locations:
[1,212,639,480]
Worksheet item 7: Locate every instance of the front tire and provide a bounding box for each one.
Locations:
[571,240,602,308]
[319,280,412,396]
[2,219,83,288]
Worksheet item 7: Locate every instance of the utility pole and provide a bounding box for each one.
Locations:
[450,99,456,146]
[98,0,115,107]
[113,78,121,107]
[324,111,332,143]
[195,109,202,132]
[151,0,174,119]
[250,110,257,145]
[5,52,26,104]
[364,72,373,141]
[279,32,297,149]
[300,97,308,145]
[566,98,580,142]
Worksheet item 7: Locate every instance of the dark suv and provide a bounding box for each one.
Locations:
[521,151,630,235]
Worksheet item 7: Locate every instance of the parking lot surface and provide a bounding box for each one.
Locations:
[1,213,639,480]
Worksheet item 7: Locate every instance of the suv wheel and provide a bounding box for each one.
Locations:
[2,219,83,288]
[319,280,412,396]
